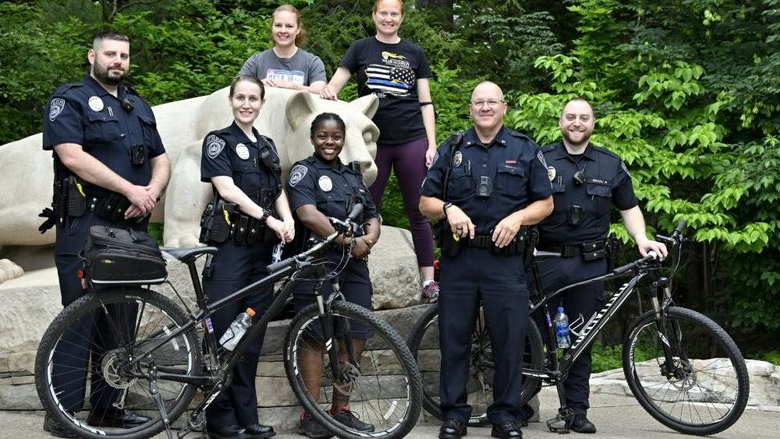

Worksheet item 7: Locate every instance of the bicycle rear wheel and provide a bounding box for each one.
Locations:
[285,300,422,439]
[35,287,202,439]
[407,304,543,426]
[623,306,749,435]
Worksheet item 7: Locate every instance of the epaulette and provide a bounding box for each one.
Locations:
[506,129,532,142]
[589,144,621,160]
[259,134,277,151]
[124,84,139,95]
[541,143,559,153]
[52,82,83,97]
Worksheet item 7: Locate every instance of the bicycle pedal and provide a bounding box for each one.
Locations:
[546,416,570,434]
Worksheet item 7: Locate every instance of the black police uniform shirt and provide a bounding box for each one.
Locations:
[200,122,282,207]
[421,127,552,235]
[285,154,378,237]
[538,141,638,246]
[42,75,166,192]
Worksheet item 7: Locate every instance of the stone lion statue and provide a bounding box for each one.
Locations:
[0,86,380,283]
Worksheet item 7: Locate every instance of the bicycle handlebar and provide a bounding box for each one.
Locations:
[656,220,687,245]
[264,203,364,274]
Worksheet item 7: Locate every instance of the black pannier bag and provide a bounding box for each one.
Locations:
[82,226,167,285]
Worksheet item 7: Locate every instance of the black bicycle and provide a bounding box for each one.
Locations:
[35,205,422,439]
[408,221,749,435]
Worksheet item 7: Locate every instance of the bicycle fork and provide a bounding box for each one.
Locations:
[650,277,689,379]
[317,279,360,402]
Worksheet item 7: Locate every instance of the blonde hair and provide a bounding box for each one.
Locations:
[272,4,306,47]
[372,0,405,16]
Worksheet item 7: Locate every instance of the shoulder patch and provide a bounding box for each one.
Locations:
[49,98,66,122]
[288,164,308,187]
[205,134,226,159]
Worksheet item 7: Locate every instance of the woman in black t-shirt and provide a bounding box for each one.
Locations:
[320,0,439,302]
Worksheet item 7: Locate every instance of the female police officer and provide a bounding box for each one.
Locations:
[285,112,381,438]
[200,74,294,439]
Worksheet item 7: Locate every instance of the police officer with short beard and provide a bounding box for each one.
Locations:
[40,30,170,437]
[526,98,667,433]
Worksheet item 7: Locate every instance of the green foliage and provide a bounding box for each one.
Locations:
[2,0,779,339]
[590,342,623,373]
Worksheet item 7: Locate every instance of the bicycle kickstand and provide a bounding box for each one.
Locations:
[546,406,573,434]
[148,367,174,439]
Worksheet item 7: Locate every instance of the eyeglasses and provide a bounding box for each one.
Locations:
[470,99,504,108]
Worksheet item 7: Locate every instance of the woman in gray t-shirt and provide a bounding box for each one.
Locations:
[239,4,327,93]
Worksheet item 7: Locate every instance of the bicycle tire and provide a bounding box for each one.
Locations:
[35,287,202,439]
[623,306,749,435]
[407,304,544,426]
[284,300,422,439]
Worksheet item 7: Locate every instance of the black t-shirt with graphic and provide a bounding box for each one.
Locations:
[340,37,432,145]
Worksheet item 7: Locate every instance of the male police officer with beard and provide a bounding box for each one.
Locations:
[421,81,553,439]
[527,98,666,433]
[40,30,170,437]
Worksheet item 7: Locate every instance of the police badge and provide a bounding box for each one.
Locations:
[88,96,104,112]
[49,98,65,122]
[318,175,333,192]
[547,166,556,181]
[452,151,463,167]
[205,134,226,159]
[235,143,250,160]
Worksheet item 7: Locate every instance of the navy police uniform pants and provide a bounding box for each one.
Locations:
[535,255,606,415]
[438,246,528,425]
[52,212,145,413]
[203,240,274,429]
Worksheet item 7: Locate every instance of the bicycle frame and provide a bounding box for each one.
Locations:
[529,268,653,378]
[99,225,360,433]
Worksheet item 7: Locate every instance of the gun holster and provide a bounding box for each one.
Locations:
[199,200,235,244]
[66,176,87,218]
[440,229,462,257]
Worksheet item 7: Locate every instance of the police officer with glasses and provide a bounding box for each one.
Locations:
[420,81,553,439]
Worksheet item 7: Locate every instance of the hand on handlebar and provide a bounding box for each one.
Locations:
[637,238,668,260]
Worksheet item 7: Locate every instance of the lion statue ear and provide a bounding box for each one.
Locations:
[285,91,317,129]
[351,94,379,119]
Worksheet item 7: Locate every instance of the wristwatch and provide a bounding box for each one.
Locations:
[443,202,453,217]
[259,208,270,223]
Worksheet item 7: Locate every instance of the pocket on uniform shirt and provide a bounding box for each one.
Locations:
[447,167,474,202]
[84,111,122,145]
[138,114,158,150]
[586,181,612,213]
[495,164,527,194]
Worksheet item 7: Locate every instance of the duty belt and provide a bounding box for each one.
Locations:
[464,234,525,255]
[538,240,604,258]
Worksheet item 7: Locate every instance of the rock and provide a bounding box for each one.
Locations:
[368,226,422,310]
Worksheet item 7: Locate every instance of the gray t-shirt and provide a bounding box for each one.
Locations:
[239,48,326,86]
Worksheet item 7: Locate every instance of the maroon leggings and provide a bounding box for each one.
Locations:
[369,137,435,267]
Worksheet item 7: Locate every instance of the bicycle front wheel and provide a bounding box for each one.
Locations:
[623,306,749,435]
[407,304,544,426]
[35,287,202,439]
[285,301,422,439]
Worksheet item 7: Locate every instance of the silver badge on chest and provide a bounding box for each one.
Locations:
[88,96,104,112]
[452,151,463,167]
[235,143,250,160]
[318,175,333,192]
[547,166,556,181]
